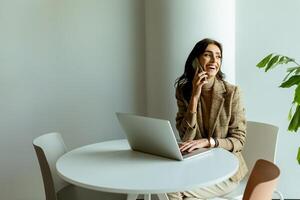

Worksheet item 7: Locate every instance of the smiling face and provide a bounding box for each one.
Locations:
[198,44,222,79]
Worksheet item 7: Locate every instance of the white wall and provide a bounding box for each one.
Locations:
[1,0,300,199]
[0,0,145,200]
[236,0,300,198]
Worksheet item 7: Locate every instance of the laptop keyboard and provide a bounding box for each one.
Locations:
[181,150,190,156]
[181,148,212,159]
[177,142,212,159]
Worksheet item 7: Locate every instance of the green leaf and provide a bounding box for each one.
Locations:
[297,147,300,165]
[284,56,295,64]
[257,53,273,68]
[283,66,300,81]
[278,55,286,63]
[288,105,294,120]
[283,71,293,82]
[286,66,300,73]
[265,55,280,72]
[294,84,300,104]
[278,56,295,64]
[280,75,300,88]
[288,104,300,132]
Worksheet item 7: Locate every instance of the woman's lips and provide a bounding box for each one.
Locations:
[206,65,216,70]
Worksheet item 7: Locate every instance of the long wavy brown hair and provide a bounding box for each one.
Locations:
[174,38,225,102]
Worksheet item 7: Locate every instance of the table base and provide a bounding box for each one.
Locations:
[127,193,169,200]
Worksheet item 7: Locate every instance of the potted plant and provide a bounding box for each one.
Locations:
[256,54,300,164]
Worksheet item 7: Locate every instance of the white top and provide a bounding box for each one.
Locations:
[56,140,239,194]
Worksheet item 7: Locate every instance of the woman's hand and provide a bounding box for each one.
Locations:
[179,139,210,153]
[187,68,208,113]
[191,67,208,100]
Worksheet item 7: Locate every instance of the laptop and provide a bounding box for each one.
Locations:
[116,112,214,161]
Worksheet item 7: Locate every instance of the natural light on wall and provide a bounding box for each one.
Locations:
[145,0,236,133]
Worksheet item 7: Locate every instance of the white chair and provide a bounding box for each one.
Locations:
[33,132,127,200]
[222,121,284,200]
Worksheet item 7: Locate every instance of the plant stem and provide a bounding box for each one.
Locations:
[292,60,300,66]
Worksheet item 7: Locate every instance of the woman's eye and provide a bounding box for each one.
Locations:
[203,53,221,59]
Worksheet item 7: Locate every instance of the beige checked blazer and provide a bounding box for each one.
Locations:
[175,78,248,182]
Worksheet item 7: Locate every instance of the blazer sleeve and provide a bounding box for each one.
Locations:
[217,87,247,152]
[175,88,198,141]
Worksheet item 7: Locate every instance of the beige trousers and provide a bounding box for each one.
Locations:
[167,179,238,200]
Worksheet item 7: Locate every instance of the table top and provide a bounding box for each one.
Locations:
[56,139,239,194]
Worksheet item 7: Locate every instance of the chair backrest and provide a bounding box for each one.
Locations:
[33,132,69,200]
[243,159,280,200]
[242,121,279,173]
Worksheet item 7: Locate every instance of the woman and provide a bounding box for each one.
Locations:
[169,38,248,200]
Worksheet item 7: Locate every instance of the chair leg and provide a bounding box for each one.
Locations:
[127,193,139,200]
[157,193,169,200]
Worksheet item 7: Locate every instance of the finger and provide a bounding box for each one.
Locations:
[187,144,199,152]
[198,72,208,79]
[179,145,184,150]
[194,75,208,86]
[180,142,194,152]
[179,143,190,151]
[180,140,195,148]
[179,143,186,151]
[198,71,207,76]
[179,141,189,147]
[181,146,192,152]
[193,72,206,85]
[181,140,193,146]
[199,79,208,86]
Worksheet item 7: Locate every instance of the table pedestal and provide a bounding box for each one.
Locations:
[127,193,168,200]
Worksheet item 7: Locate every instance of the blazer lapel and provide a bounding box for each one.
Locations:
[197,100,205,137]
[208,79,226,137]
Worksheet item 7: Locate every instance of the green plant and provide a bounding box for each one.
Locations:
[257,53,300,164]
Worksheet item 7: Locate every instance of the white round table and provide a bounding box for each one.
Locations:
[56,139,238,196]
